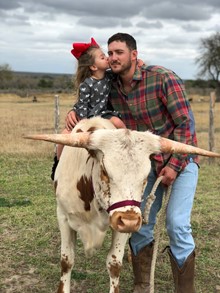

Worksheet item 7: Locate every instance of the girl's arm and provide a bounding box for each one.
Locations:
[72,82,91,119]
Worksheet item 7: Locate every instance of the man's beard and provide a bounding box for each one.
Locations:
[110,59,132,75]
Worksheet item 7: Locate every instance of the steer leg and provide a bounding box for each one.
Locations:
[106,231,129,293]
[57,209,76,293]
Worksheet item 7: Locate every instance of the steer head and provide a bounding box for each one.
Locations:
[24,118,220,233]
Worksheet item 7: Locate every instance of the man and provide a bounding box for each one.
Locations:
[66,33,198,293]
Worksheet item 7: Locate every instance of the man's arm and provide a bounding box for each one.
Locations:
[163,72,196,173]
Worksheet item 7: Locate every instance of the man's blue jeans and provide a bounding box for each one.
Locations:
[130,161,199,267]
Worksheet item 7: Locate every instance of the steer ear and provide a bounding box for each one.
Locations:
[160,137,220,158]
[24,133,91,148]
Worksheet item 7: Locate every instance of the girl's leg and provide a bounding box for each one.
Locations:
[51,128,71,180]
[57,128,71,159]
[109,116,126,128]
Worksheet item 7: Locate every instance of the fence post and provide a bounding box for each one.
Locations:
[54,94,60,154]
[209,91,216,164]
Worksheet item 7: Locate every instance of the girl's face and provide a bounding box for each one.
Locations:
[92,48,110,71]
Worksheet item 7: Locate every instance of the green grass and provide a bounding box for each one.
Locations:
[0,155,220,292]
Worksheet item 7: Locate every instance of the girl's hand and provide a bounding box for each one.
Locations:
[137,59,145,67]
[65,110,79,131]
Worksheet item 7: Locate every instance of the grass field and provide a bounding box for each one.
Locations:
[0,93,220,293]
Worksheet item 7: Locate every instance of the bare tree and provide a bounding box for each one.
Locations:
[0,63,13,88]
[196,32,220,101]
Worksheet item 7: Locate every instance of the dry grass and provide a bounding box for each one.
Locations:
[0,92,220,158]
[0,93,76,155]
[191,100,220,147]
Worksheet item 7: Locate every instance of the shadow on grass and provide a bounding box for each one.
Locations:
[71,271,88,280]
[0,197,32,207]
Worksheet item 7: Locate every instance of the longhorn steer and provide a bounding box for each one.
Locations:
[25,117,220,293]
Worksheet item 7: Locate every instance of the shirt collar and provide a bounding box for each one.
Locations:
[133,65,143,81]
[113,64,144,88]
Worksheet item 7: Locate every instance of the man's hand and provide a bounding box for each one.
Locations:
[158,166,178,186]
[65,110,79,131]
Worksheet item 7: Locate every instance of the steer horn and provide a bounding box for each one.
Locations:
[24,132,220,158]
[160,137,220,158]
[24,133,91,148]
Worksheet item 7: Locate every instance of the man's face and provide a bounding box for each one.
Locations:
[108,41,134,74]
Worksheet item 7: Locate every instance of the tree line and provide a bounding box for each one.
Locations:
[0,68,74,94]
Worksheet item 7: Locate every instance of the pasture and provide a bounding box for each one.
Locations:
[0,93,220,293]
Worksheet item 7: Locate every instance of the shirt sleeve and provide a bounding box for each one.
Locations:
[162,72,195,172]
[72,82,91,119]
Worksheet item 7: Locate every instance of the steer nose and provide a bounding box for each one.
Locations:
[110,211,142,233]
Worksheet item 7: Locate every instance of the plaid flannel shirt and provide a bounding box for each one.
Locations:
[109,65,199,175]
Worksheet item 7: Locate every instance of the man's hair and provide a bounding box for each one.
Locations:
[107,33,137,51]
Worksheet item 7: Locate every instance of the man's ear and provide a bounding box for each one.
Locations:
[131,50,138,61]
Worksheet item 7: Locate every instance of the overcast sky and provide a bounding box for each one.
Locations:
[0,0,220,79]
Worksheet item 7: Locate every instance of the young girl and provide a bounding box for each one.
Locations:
[71,37,125,128]
[51,38,126,180]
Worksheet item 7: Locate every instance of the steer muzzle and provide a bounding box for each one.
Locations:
[110,210,142,233]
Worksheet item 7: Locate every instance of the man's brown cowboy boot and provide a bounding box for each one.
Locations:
[168,247,196,293]
[131,241,154,293]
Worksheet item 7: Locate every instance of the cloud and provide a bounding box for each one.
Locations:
[141,3,212,21]
[0,0,21,10]
[0,0,219,79]
[136,21,163,29]
[77,16,132,29]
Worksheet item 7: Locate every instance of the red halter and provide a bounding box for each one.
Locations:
[107,200,141,213]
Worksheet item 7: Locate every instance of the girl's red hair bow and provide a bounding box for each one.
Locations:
[71,37,99,59]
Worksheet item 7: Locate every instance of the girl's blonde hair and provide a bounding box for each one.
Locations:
[74,46,98,89]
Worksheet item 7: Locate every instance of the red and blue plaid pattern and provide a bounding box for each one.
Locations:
[109,65,199,174]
